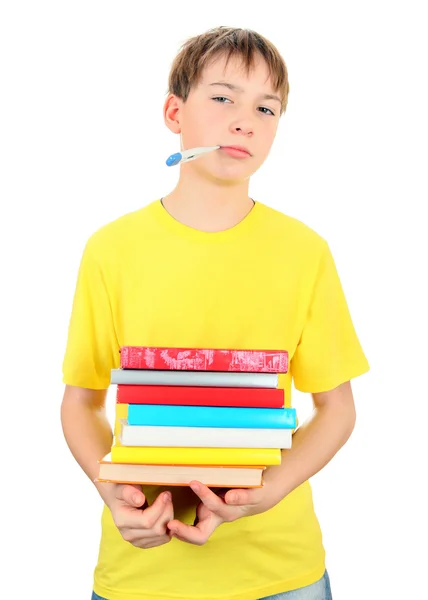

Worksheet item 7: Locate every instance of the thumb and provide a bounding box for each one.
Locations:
[120,484,146,507]
[224,489,252,506]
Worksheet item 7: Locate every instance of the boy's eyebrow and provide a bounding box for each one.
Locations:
[209,81,282,104]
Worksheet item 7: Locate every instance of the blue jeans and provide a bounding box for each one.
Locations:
[91,569,332,600]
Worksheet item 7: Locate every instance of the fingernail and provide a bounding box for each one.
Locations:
[164,491,171,502]
[228,493,238,503]
[133,494,141,504]
[190,482,200,493]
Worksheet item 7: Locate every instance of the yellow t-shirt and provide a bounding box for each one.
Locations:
[62,199,369,600]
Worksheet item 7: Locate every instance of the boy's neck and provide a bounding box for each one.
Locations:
[161,173,255,233]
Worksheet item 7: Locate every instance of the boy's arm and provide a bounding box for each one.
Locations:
[261,380,356,503]
[60,385,115,505]
[61,385,174,549]
[167,380,356,544]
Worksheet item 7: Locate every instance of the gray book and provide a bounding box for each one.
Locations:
[110,369,278,388]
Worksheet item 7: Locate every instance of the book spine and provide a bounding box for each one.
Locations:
[119,421,293,449]
[116,385,284,408]
[120,346,288,373]
[111,369,279,388]
[126,404,297,429]
[111,444,281,466]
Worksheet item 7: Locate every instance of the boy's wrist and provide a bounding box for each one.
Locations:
[262,464,293,503]
[94,479,117,508]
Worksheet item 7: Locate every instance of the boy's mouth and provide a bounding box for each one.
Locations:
[219,145,252,158]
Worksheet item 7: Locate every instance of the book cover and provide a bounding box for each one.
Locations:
[120,346,288,373]
[97,454,264,488]
[127,404,297,429]
[118,419,293,449]
[116,384,284,408]
[110,444,281,466]
[111,369,279,388]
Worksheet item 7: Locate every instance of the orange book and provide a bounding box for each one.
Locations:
[97,454,264,488]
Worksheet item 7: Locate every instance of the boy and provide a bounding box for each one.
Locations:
[61,26,369,600]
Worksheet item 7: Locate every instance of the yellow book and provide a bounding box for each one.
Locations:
[111,443,281,466]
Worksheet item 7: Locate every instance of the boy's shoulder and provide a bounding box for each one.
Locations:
[258,201,327,251]
[84,201,155,254]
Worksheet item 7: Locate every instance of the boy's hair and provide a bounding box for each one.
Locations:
[168,26,290,115]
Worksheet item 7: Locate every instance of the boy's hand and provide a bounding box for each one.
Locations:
[106,484,174,549]
[167,480,276,545]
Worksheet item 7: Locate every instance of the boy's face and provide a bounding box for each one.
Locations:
[166,53,282,182]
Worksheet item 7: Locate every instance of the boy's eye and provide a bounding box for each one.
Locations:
[212,97,275,116]
[212,96,231,103]
[259,106,275,116]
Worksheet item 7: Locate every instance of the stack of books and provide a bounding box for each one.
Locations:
[97,346,296,488]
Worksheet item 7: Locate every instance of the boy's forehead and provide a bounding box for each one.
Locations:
[200,53,275,92]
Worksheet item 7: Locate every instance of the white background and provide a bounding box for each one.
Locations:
[1,1,427,599]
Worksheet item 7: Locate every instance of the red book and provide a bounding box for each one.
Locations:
[120,346,288,373]
[116,385,284,408]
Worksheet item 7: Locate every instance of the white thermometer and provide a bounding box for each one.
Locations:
[166,145,220,166]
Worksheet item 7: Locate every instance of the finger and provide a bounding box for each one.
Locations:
[224,488,257,506]
[146,493,174,535]
[140,491,173,529]
[156,495,174,529]
[168,513,221,546]
[115,491,172,531]
[189,481,225,514]
[117,484,146,508]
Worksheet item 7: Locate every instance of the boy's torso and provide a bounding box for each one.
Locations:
[89,199,326,600]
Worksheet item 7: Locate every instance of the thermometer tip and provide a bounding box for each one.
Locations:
[166,152,182,167]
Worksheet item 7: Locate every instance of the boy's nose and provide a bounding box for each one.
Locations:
[233,125,254,136]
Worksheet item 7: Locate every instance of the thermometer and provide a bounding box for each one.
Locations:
[166,145,221,167]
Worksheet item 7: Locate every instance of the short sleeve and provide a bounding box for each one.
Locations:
[62,237,120,389]
[291,242,369,393]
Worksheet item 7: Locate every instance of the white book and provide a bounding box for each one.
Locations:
[110,369,278,388]
[118,419,292,449]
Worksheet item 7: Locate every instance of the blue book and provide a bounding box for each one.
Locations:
[127,404,296,429]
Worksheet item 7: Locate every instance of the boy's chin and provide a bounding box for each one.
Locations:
[201,164,256,184]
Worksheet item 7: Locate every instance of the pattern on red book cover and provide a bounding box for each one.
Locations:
[120,346,288,373]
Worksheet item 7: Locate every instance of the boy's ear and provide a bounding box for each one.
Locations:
[164,94,181,134]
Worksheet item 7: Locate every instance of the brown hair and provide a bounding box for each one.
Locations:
[167,26,290,115]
